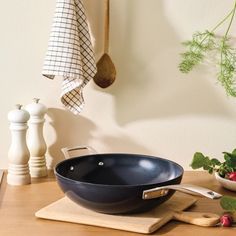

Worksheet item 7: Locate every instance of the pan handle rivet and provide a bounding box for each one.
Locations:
[70,166,74,171]
[98,162,104,166]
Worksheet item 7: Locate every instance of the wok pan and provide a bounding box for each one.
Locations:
[55,146,221,214]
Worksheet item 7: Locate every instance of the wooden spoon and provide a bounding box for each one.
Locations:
[93,0,116,88]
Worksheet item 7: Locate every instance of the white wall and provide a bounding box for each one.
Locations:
[0,0,236,169]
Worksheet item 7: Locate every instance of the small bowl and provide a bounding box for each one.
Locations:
[215,172,236,191]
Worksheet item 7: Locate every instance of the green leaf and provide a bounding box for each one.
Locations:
[224,151,236,159]
[208,167,213,174]
[203,165,210,170]
[190,152,208,169]
[220,196,236,212]
[223,152,236,169]
[232,149,236,155]
[190,152,205,169]
[211,158,221,166]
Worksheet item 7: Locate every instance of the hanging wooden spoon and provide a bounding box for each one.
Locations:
[93,0,116,88]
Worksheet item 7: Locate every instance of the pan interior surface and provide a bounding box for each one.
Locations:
[56,153,183,186]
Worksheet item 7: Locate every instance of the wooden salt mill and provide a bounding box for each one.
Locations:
[25,98,47,178]
[7,104,31,185]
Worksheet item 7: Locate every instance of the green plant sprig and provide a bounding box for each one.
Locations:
[179,31,215,73]
[190,148,236,212]
[179,1,236,97]
[190,149,236,176]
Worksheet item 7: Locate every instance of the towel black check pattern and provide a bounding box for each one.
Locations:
[42,0,97,114]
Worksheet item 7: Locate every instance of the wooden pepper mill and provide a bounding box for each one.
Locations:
[7,104,31,185]
[25,98,47,178]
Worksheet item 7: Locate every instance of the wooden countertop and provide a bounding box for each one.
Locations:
[0,171,236,236]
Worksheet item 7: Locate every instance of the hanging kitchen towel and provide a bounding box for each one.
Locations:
[42,0,97,114]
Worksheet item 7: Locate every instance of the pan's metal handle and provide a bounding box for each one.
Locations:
[61,145,97,159]
[142,184,222,200]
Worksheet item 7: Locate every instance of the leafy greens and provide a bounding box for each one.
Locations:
[179,1,236,97]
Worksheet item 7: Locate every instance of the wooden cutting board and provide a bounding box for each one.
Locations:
[35,193,219,234]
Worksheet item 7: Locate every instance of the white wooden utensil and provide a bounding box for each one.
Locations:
[7,104,31,185]
[26,98,47,178]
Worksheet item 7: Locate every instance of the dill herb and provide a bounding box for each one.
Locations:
[179,31,215,73]
[179,1,236,97]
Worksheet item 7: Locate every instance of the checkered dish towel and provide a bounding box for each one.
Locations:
[42,0,97,114]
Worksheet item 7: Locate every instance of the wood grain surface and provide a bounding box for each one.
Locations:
[0,171,236,236]
[35,194,197,234]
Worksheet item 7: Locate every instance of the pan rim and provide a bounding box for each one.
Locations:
[54,153,184,188]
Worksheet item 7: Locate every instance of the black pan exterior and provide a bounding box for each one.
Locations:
[55,153,183,214]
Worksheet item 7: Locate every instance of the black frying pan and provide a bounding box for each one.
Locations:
[55,146,221,214]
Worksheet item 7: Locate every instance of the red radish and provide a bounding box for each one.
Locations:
[227,172,236,181]
[220,214,233,227]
